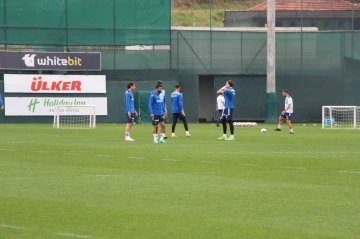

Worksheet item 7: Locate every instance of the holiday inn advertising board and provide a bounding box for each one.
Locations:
[4,97,108,116]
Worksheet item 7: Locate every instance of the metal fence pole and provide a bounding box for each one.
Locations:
[240,32,243,73]
[352,0,354,58]
[3,0,7,49]
[209,0,213,73]
[351,0,354,31]
[65,0,68,47]
[300,0,303,71]
[113,0,116,70]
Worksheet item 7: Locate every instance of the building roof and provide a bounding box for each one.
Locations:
[249,0,360,11]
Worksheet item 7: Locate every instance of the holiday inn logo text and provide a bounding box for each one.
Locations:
[5,97,108,116]
[27,99,40,113]
[27,98,87,113]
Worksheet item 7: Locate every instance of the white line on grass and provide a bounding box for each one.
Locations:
[0,174,136,181]
[241,164,260,167]
[281,167,307,170]
[207,151,360,155]
[0,224,27,230]
[162,159,179,162]
[91,174,136,177]
[195,172,220,174]
[0,148,52,153]
[0,222,92,238]
[128,156,145,159]
[0,177,30,180]
[120,144,189,148]
[88,172,222,177]
[96,154,111,158]
[0,172,223,181]
[53,232,93,238]
[339,171,360,174]
[9,138,108,144]
[201,161,219,164]
[271,169,307,173]
[0,148,109,158]
[173,172,220,175]
[196,172,220,174]
[64,153,81,155]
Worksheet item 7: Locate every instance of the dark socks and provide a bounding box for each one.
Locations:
[229,120,234,135]
[222,120,227,134]
[172,122,176,133]
[183,121,188,131]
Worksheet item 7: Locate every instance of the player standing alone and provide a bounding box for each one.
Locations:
[124,82,138,141]
[275,90,294,134]
[149,84,167,143]
[170,84,191,138]
[151,80,167,139]
[217,80,235,140]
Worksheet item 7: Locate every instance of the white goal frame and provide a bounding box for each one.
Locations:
[322,106,360,129]
[53,105,96,129]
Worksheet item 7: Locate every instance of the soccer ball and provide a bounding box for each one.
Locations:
[260,128,267,134]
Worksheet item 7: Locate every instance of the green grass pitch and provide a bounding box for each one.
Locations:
[0,123,359,239]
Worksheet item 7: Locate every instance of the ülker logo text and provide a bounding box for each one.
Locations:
[31,76,82,92]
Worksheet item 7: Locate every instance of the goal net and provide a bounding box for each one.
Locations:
[322,106,360,129]
[53,105,96,129]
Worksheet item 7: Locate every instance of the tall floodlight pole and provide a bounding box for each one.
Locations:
[265,0,277,123]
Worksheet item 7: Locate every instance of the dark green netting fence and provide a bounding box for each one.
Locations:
[135,91,152,124]
[0,0,170,46]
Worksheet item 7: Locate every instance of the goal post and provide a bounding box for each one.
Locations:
[322,106,360,129]
[53,105,96,129]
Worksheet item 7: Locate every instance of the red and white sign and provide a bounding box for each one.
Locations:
[4,74,106,93]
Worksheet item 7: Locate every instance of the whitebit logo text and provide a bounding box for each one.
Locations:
[22,54,36,67]
[22,54,83,67]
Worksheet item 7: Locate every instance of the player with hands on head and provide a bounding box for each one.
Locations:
[216,80,235,140]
